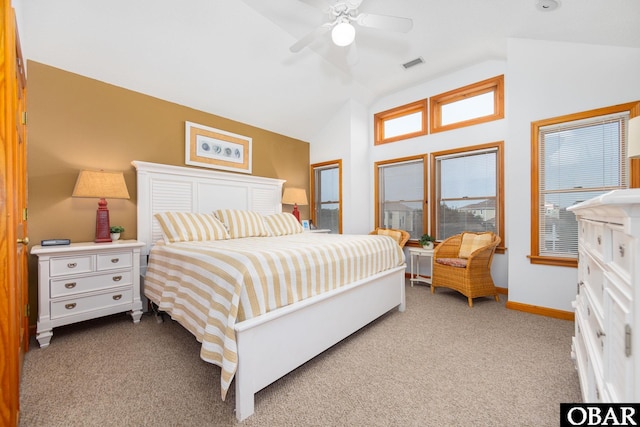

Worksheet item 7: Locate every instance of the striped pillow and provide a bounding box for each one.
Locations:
[155,212,229,243]
[214,209,270,239]
[458,232,493,259]
[264,213,304,236]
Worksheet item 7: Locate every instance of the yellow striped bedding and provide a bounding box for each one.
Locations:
[143,232,405,399]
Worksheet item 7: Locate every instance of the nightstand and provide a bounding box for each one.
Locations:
[305,229,332,234]
[31,240,145,348]
[408,247,434,286]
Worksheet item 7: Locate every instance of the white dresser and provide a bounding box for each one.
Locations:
[31,240,145,347]
[568,189,640,403]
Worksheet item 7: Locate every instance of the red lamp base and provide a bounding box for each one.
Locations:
[95,198,112,243]
[292,203,301,222]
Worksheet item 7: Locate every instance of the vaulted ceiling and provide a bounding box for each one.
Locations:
[17,0,640,142]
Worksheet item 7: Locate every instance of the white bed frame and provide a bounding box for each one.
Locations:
[132,160,406,421]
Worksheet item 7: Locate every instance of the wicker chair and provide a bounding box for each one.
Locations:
[431,232,501,307]
[369,228,410,248]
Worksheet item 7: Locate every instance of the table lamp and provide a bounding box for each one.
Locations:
[281,187,308,222]
[72,169,130,242]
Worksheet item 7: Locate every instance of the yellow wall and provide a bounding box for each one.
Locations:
[26,61,310,325]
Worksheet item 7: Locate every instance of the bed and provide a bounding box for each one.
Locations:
[132,160,406,421]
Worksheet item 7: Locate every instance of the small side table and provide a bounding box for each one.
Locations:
[409,247,434,286]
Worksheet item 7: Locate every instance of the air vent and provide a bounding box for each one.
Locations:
[402,57,424,70]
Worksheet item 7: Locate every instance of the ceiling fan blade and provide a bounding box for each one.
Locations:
[297,0,331,12]
[355,13,413,33]
[290,23,332,53]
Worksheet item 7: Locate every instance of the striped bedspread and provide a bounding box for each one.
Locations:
[143,232,405,399]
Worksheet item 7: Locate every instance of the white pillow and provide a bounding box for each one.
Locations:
[214,209,270,239]
[264,213,304,236]
[155,212,229,243]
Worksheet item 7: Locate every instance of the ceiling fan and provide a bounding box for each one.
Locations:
[289,0,413,53]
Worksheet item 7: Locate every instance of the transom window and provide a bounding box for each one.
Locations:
[374,99,427,145]
[430,75,504,134]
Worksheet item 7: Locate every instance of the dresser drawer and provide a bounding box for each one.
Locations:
[97,251,133,271]
[50,255,94,277]
[609,226,632,281]
[580,293,605,376]
[580,251,605,314]
[50,288,133,320]
[582,220,608,261]
[50,271,133,298]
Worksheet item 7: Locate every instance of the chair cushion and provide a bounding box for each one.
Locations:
[435,257,468,268]
[374,228,404,246]
[458,232,493,259]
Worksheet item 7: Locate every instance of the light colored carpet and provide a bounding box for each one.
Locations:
[19,282,581,426]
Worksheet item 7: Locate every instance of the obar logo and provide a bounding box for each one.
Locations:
[561,404,640,426]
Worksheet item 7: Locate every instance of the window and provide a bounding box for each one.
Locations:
[374,155,427,240]
[310,160,342,234]
[431,142,504,249]
[374,99,427,145]
[531,102,640,267]
[430,75,504,134]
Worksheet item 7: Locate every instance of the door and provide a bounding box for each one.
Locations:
[1,1,29,425]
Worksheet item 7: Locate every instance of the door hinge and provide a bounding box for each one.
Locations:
[21,111,27,125]
[625,324,632,357]
[25,304,30,317]
[23,208,28,221]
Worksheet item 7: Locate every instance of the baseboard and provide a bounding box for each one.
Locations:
[505,300,574,321]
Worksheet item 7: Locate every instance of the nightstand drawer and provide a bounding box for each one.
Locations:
[97,252,132,271]
[50,271,133,298]
[50,288,133,320]
[50,255,94,277]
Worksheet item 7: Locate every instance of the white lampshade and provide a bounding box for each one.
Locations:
[629,116,640,159]
[332,21,355,47]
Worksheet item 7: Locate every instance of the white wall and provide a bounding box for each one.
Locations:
[506,38,640,311]
[310,99,371,235]
[311,37,640,312]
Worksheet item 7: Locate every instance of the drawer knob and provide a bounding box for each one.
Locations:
[67,262,77,268]
[618,244,624,257]
[597,235,601,245]
[112,294,122,301]
[64,282,77,289]
[112,275,122,282]
[111,258,120,263]
[65,303,76,310]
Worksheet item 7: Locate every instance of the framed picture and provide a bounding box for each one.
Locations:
[301,220,310,230]
[185,121,252,174]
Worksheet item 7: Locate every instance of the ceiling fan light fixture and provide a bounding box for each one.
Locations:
[536,0,559,11]
[332,21,356,47]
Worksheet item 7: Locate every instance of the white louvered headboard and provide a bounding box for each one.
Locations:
[132,161,285,268]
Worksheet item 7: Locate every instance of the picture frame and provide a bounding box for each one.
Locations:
[301,220,310,230]
[185,121,252,174]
